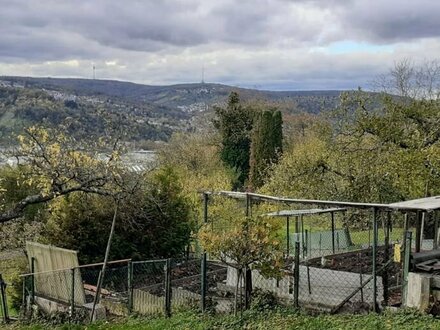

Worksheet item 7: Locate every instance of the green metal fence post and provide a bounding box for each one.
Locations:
[415,211,422,252]
[244,193,253,310]
[22,277,26,315]
[30,257,35,305]
[434,212,439,250]
[294,241,300,309]
[286,216,290,256]
[331,211,335,254]
[372,207,378,313]
[201,193,208,313]
[164,258,172,317]
[0,274,9,323]
[402,231,412,305]
[127,260,133,313]
[70,268,75,319]
[383,212,391,305]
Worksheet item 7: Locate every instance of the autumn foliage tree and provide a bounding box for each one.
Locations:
[198,215,283,313]
[0,125,122,224]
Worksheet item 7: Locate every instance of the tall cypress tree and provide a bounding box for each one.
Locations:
[249,109,283,189]
[214,92,254,190]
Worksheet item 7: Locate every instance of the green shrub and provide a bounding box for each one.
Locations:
[250,288,278,311]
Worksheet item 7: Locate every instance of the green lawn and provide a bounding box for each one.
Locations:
[278,222,408,254]
[4,309,440,330]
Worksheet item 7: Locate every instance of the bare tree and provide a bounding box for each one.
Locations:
[373,58,440,99]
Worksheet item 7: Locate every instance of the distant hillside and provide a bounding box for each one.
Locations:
[1,76,344,113]
[0,76,347,146]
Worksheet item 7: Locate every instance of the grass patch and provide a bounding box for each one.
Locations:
[0,252,28,318]
[3,308,440,330]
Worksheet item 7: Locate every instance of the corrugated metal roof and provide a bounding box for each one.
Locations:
[388,196,440,211]
[265,208,346,217]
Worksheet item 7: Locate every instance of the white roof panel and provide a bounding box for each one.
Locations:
[265,208,346,217]
[388,196,440,211]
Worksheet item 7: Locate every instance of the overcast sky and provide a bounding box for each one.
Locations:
[0,0,439,90]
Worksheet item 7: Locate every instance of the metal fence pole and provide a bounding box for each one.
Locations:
[286,216,290,256]
[127,260,133,313]
[294,241,300,309]
[201,192,208,312]
[31,257,35,305]
[402,231,412,305]
[164,258,172,317]
[372,207,378,313]
[331,212,335,254]
[244,193,252,309]
[415,211,422,252]
[22,277,26,315]
[0,274,9,323]
[383,213,391,305]
[434,212,439,250]
[70,268,75,319]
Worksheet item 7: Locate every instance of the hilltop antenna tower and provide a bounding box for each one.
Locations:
[93,65,96,80]
[201,64,205,84]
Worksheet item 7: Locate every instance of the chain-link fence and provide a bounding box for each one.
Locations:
[17,193,438,320]
[131,259,166,315]
[195,192,440,315]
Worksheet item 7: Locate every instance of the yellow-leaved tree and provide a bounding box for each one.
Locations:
[0,125,122,224]
[198,214,283,314]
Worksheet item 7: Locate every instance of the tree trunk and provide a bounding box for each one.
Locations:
[244,267,252,309]
[234,268,242,316]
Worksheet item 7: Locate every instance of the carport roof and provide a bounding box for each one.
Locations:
[204,191,440,212]
[265,208,346,217]
[388,196,440,212]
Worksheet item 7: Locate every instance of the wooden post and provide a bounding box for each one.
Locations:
[90,202,119,323]
[372,207,378,313]
[331,212,335,254]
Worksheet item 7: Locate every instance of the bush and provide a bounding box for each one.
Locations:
[250,288,278,311]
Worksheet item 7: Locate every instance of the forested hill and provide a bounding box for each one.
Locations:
[0,76,343,113]
[0,76,345,146]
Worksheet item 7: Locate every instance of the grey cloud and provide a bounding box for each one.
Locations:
[0,0,439,90]
[335,0,440,43]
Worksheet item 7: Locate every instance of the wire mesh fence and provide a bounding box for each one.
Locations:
[195,192,434,315]
[17,193,439,320]
[131,260,166,316]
